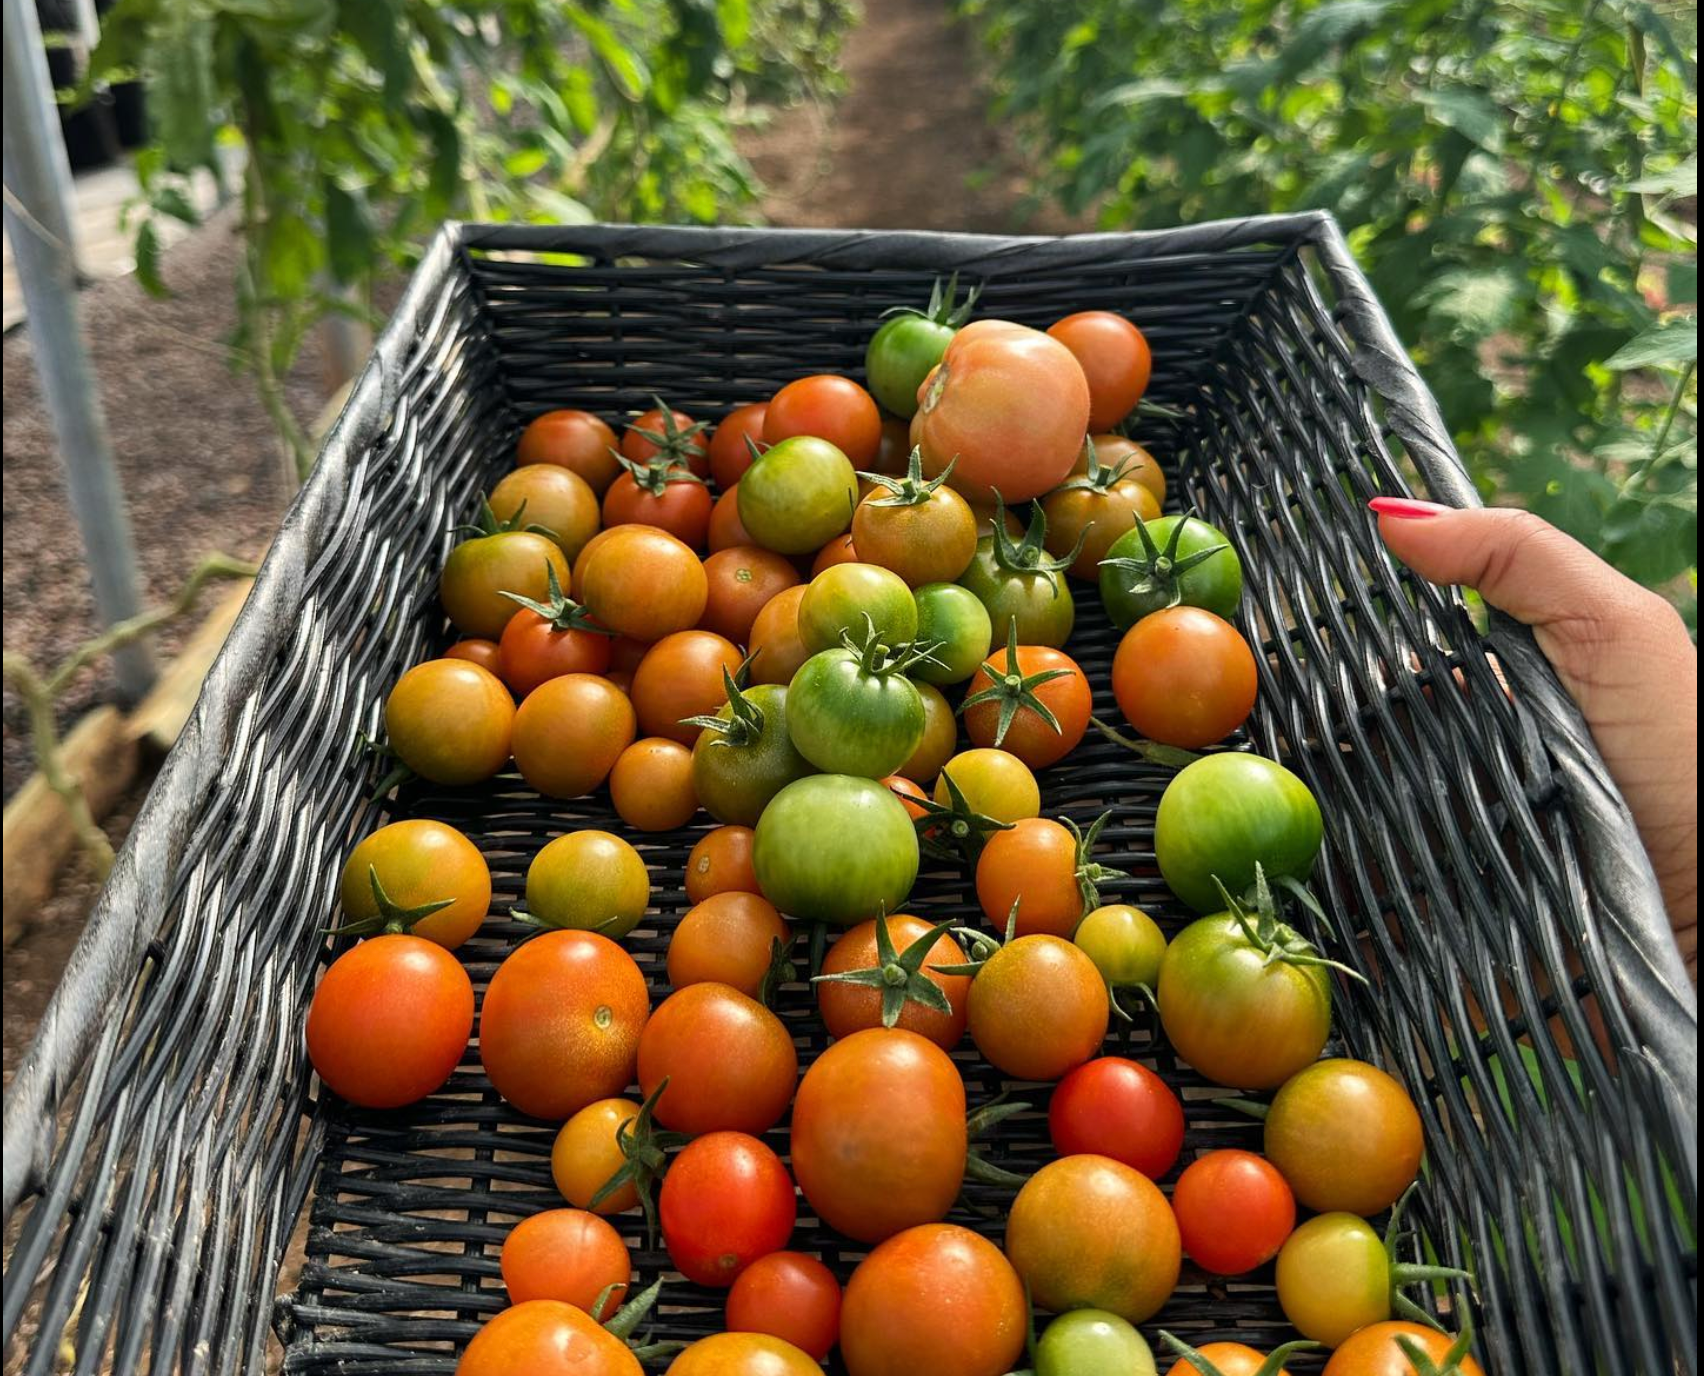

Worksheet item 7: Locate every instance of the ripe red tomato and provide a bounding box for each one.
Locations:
[630,630,742,744]
[602,465,713,547]
[498,605,614,698]
[659,1131,796,1287]
[962,644,1091,768]
[1048,1057,1184,1180]
[456,1300,641,1376]
[306,935,473,1109]
[725,1251,842,1362]
[764,375,882,468]
[1112,606,1258,749]
[444,638,503,674]
[638,983,798,1135]
[685,825,763,903]
[700,547,801,647]
[500,1208,631,1312]
[516,409,622,495]
[1046,311,1152,430]
[1172,1149,1296,1275]
[622,405,709,476]
[709,403,770,489]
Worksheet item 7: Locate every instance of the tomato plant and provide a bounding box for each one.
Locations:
[384,659,514,786]
[911,581,993,685]
[631,630,743,745]
[753,774,919,926]
[865,275,978,418]
[516,411,621,495]
[511,673,635,799]
[685,825,762,903]
[765,374,883,468]
[1172,1149,1296,1275]
[579,526,708,641]
[1036,1309,1157,1376]
[441,503,572,641]
[659,1131,796,1287]
[815,912,972,1049]
[1047,311,1152,430]
[851,448,979,586]
[688,674,816,826]
[961,628,1090,767]
[798,562,918,653]
[497,566,615,696]
[1265,1059,1424,1216]
[501,1207,631,1311]
[1112,606,1258,749]
[786,630,932,778]
[637,982,798,1134]
[490,463,602,562]
[700,546,801,646]
[610,737,698,832]
[967,933,1108,1081]
[1099,515,1244,630]
[337,819,490,951]
[667,891,791,1000]
[1049,1057,1184,1180]
[738,436,861,555]
[709,403,770,489]
[725,1251,842,1362]
[958,497,1079,648]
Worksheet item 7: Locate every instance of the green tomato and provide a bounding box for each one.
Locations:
[738,436,859,555]
[958,536,1075,648]
[865,313,956,418]
[1275,1212,1393,1348]
[1154,753,1323,912]
[1035,1310,1157,1376]
[1073,904,1167,990]
[911,582,993,685]
[690,683,817,827]
[753,774,919,926]
[799,563,918,653]
[787,647,926,778]
[523,830,650,938]
[1098,515,1244,631]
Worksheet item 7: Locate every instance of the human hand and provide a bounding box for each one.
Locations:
[1370,498,1698,980]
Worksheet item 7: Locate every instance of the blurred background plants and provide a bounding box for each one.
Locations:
[964,0,1698,620]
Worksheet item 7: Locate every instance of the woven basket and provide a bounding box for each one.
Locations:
[3,217,1695,1376]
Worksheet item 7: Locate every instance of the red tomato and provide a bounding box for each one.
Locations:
[516,409,622,495]
[726,1251,842,1361]
[708,488,759,552]
[500,1208,631,1312]
[1047,312,1152,431]
[764,375,883,468]
[498,607,614,698]
[685,825,763,903]
[1112,606,1258,749]
[701,547,801,647]
[962,644,1091,769]
[709,403,770,489]
[659,1131,797,1287]
[603,465,713,547]
[1048,1057,1184,1180]
[445,638,503,674]
[622,406,709,476]
[1172,1149,1296,1275]
[637,983,798,1135]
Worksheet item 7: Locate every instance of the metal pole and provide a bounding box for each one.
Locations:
[4,0,156,699]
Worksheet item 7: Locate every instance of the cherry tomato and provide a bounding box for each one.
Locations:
[968,935,1108,1082]
[1048,1057,1183,1180]
[884,773,930,816]
[306,934,473,1108]
[1099,515,1243,630]
[962,643,1091,768]
[385,659,513,785]
[897,681,958,782]
[442,525,571,640]
[685,825,763,903]
[516,409,621,494]
[765,374,882,468]
[709,402,770,489]
[490,464,602,561]
[1165,1341,1298,1376]
[1085,434,1165,505]
[851,451,979,586]
[976,818,1089,939]
[1005,1154,1181,1324]
[798,562,918,653]
[338,819,490,950]
[817,915,971,1048]
[580,526,708,641]
[786,640,928,778]
[479,930,650,1120]
[1172,1149,1296,1275]
[660,1131,796,1287]
[1042,456,1162,579]
[1265,1059,1424,1215]
[840,1224,1026,1376]
[1073,905,1167,992]
[444,638,503,673]
[726,1251,842,1362]
[958,519,1078,649]
[811,531,860,575]
[455,1299,641,1376]
[690,681,816,827]
[622,405,709,476]
[701,547,801,646]
[501,1208,631,1311]
[912,582,994,685]
[738,436,860,555]
[668,892,790,998]
[1035,1310,1156,1376]
[709,487,760,552]
[610,738,698,832]
[603,463,713,547]
[1323,1323,1484,1376]
[552,1098,641,1215]
[1112,607,1258,749]
[638,983,798,1134]
[498,600,614,698]
[1047,311,1152,430]
[511,673,635,799]
[630,629,743,744]
[1275,1212,1399,1347]
[748,585,812,685]
[667,1333,821,1376]
[934,748,1041,825]
[754,774,920,927]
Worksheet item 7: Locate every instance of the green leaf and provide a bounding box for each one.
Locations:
[324,179,374,286]
[134,219,169,298]
[1623,154,1697,197]
[152,185,200,226]
[1415,87,1505,153]
[1417,267,1524,338]
[151,11,218,171]
[567,6,649,100]
[503,147,550,179]
[1603,320,1698,371]
[258,211,320,300]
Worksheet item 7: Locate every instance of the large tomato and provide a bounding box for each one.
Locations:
[1046,311,1151,430]
[1048,1057,1184,1180]
[516,409,621,494]
[962,640,1091,769]
[1264,1059,1424,1215]
[817,915,971,1048]
[726,1251,842,1362]
[915,321,1091,502]
[967,934,1108,1081]
[738,436,860,555]
[337,819,490,950]
[667,892,791,999]
[1111,606,1258,750]
[786,642,928,778]
[1172,1149,1296,1275]
[511,673,635,799]
[667,1334,822,1376]
[840,1224,1027,1376]
[552,1098,641,1215]
[798,562,918,653]
[306,934,473,1109]
[1099,515,1242,629]
[384,659,514,786]
[500,1208,631,1311]
[630,629,742,744]
[851,449,979,587]
[764,374,882,468]
[911,582,993,685]
[455,1300,641,1376]
[441,522,571,640]
[479,930,650,1121]
[1323,1323,1484,1376]
[659,1131,796,1287]
[579,526,708,641]
[708,402,770,489]
[489,464,602,562]
[1004,1154,1181,1324]
[790,1028,966,1243]
[753,774,919,926]
[700,546,800,646]
[525,829,650,938]
[637,982,798,1135]
[690,680,816,827]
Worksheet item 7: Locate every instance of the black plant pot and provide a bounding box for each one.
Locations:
[112,81,147,148]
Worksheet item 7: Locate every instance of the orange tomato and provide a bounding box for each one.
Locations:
[444,638,503,674]
[962,644,1091,768]
[810,532,860,576]
[667,892,791,998]
[968,935,1108,1081]
[708,487,759,552]
[896,681,958,782]
[500,1208,631,1312]
[701,547,802,647]
[666,1333,821,1376]
[726,1252,842,1362]
[552,1098,641,1214]
[747,585,811,685]
[1086,433,1165,505]
[580,526,708,641]
[630,630,743,744]
[490,464,602,562]
[337,818,491,950]
[883,774,930,821]
[685,825,763,903]
[456,1300,641,1376]
[1042,463,1163,579]
[511,673,635,799]
[1324,1323,1485,1376]
[708,403,770,489]
[1166,1343,1296,1376]
[850,474,978,587]
[1046,311,1152,431]
[637,983,798,1135]
[817,916,970,1049]
[384,659,513,786]
[609,737,698,831]
[975,818,1087,939]
[764,374,882,468]
[516,409,621,494]
[1111,607,1258,749]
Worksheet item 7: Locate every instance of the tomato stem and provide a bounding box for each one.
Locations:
[857,446,956,507]
[1087,716,1202,770]
[810,911,961,1027]
[907,767,1016,867]
[329,865,457,938]
[590,1080,690,1249]
[1096,509,1230,611]
[681,666,767,745]
[499,561,615,633]
[986,492,1083,581]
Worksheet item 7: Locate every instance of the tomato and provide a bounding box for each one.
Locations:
[739,436,860,555]
[977,818,1094,939]
[726,1251,842,1362]
[489,463,602,563]
[753,774,919,926]
[444,638,503,673]
[916,321,1090,503]
[441,517,572,640]
[1275,1212,1400,1347]
[338,819,490,950]
[851,448,978,586]
[747,585,811,685]
[1157,911,1333,1089]
[1073,905,1167,992]
[501,1208,631,1311]
[1046,311,1151,430]
[1164,1341,1301,1376]
[1048,1057,1184,1180]
[1005,1154,1181,1324]
[622,405,710,477]
[817,915,971,1048]
[497,576,615,697]
[709,487,760,552]
[580,527,708,641]
[609,634,649,676]
[884,774,930,819]
[790,1028,965,1242]
[911,582,993,685]
[968,935,1108,1081]
[962,638,1091,768]
[1323,1324,1484,1376]
[709,402,770,489]
[872,416,912,475]
[865,279,973,418]
[516,409,622,495]
[667,1333,821,1376]
[1085,434,1165,506]
[306,934,473,1108]
[1042,448,1162,579]
[765,374,882,468]
[1099,515,1243,630]
[385,659,514,785]
[934,748,1041,824]
[602,461,713,547]
[958,504,1078,649]
[610,738,698,832]
[571,526,621,595]
[668,892,790,998]
[701,547,800,646]
[787,641,928,778]
[659,1131,796,1287]
[1035,1310,1157,1376]
[629,630,741,745]
[1112,607,1257,749]
[691,680,816,826]
[1155,753,1324,912]
[685,825,762,903]
[897,681,957,782]
[798,562,918,653]
[455,1300,641,1376]
[811,532,860,575]
[638,983,798,1134]
[552,1098,641,1215]
[512,673,635,799]
[1173,1149,1296,1275]
[840,1224,1027,1376]
[1265,1059,1424,1215]
[479,930,650,1120]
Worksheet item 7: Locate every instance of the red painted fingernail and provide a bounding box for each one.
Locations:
[1368,496,1448,520]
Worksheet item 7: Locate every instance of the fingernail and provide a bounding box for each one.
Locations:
[1368,496,1449,520]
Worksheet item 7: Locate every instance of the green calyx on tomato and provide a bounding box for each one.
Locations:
[1058,435,1149,499]
[958,495,1081,647]
[857,446,957,507]
[865,273,980,418]
[1063,810,1130,921]
[1098,512,1243,630]
[499,561,613,634]
[613,450,707,496]
[587,1077,690,1246]
[454,496,553,541]
[786,618,940,778]
[986,493,1086,585]
[626,394,709,467]
[333,865,456,938]
[905,764,1016,866]
[811,909,965,1029]
[1215,864,1364,985]
[686,669,817,826]
[958,619,1077,750]
[1389,1319,1481,1376]
[1155,1331,1320,1376]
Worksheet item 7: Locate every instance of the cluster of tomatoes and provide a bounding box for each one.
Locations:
[304,287,1481,1376]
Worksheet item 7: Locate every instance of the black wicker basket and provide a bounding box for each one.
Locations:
[3,217,1696,1376]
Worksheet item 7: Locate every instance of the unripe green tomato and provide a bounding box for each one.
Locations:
[738,436,859,555]
[1035,1308,1157,1376]
[799,562,918,653]
[1275,1212,1392,1347]
[911,582,993,685]
[1073,904,1167,990]
[525,830,650,938]
[866,312,957,418]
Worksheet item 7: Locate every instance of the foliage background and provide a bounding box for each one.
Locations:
[964,0,1698,621]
